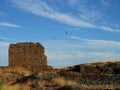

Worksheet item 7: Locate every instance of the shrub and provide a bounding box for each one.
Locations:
[53,77,77,87]
[53,78,65,87]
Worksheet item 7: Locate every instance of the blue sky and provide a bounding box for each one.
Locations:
[0,0,120,68]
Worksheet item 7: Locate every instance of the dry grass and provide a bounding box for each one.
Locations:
[1,77,78,90]
[84,60,119,66]
[1,78,120,90]
[0,66,30,76]
[52,77,77,87]
[0,81,45,90]
[38,80,46,87]
[2,83,30,90]
[37,77,78,87]
[53,78,65,87]
[66,80,77,86]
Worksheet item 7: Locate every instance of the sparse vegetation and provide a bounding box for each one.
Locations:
[52,77,77,87]
[0,79,3,90]
[2,84,30,90]
[53,78,66,87]
[0,61,120,90]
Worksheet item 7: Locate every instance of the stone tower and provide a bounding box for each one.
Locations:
[9,42,47,72]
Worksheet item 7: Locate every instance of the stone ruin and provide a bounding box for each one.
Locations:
[79,62,120,74]
[9,42,51,72]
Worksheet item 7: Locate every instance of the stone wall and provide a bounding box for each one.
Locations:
[66,61,120,74]
[79,62,120,74]
[9,42,48,72]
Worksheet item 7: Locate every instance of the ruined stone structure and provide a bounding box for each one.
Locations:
[79,62,120,74]
[9,42,48,72]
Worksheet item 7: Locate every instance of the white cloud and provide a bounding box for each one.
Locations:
[78,7,102,22]
[99,26,120,33]
[68,36,120,47]
[43,39,120,68]
[0,41,9,66]
[0,41,9,47]
[10,0,120,33]
[69,36,81,40]
[67,0,103,22]
[0,22,22,28]
[84,39,120,47]
[10,0,96,28]
[0,37,10,41]
[0,37,21,42]
[99,0,111,6]
[69,0,79,5]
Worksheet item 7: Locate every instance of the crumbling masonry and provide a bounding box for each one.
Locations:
[9,42,48,72]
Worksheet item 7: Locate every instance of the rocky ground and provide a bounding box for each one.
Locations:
[0,61,120,90]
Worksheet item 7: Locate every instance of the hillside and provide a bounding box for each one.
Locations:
[0,61,120,90]
[62,61,120,74]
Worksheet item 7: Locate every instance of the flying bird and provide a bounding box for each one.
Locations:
[65,32,68,34]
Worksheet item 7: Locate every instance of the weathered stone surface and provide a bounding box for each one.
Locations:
[79,62,120,74]
[66,61,120,75]
[9,42,48,72]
